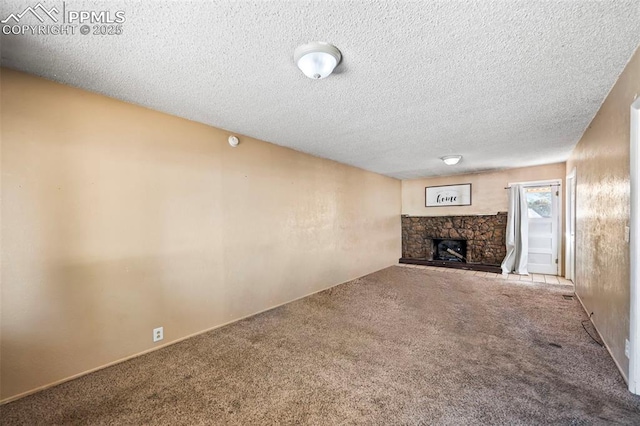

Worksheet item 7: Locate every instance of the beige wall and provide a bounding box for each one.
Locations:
[0,69,401,402]
[402,163,566,216]
[566,48,640,380]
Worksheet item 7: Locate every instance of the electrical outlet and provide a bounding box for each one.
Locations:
[625,226,630,243]
[625,338,630,358]
[153,327,164,343]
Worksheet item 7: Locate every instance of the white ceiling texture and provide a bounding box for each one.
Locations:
[1,1,639,179]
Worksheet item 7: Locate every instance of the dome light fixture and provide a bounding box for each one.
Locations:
[294,41,342,79]
[441,155,462,165]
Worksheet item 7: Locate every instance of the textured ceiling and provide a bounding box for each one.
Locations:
[2,1,639,179]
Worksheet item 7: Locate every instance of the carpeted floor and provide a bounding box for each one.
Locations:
[2,266,639,424]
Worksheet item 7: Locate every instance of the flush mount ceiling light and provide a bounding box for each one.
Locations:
[294,42,342,79]
[441,155,462,165]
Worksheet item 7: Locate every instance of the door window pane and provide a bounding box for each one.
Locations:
[525,187,552,218]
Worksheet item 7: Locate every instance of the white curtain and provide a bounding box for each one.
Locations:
[501,185,529,275]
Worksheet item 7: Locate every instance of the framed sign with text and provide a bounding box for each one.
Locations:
[425,183,472,207]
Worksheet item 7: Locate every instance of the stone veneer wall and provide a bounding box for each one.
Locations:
[402,213,508,265]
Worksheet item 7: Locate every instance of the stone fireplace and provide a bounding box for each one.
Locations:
[401,213,507,267]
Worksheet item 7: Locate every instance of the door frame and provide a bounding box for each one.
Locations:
[508,178,562,276]
[629,97,640,394]
[565,168,576,281]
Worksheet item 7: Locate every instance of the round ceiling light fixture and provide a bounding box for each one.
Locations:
[294,41,342,79]
[441,155,462,165]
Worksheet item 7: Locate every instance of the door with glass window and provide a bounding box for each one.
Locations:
[525,184,559,275]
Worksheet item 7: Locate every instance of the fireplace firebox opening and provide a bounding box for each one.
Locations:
[432,239,467,262]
